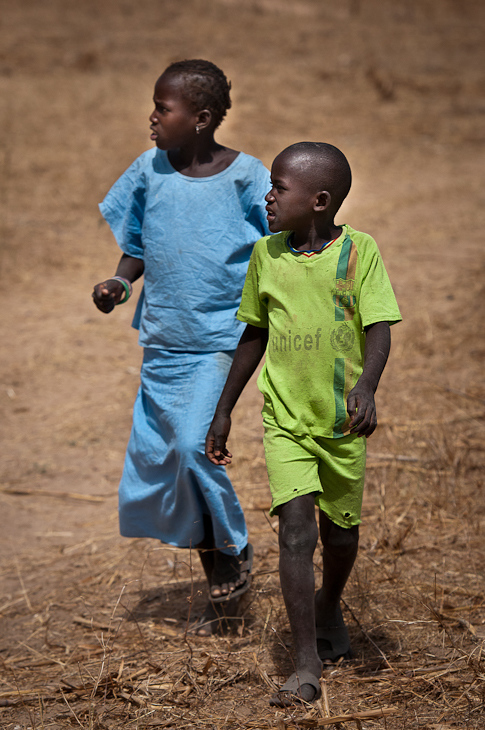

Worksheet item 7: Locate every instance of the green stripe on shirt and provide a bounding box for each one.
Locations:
[333,357,347,437]
[335,235,353,320]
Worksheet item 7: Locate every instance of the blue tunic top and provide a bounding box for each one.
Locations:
[99,148,270,351]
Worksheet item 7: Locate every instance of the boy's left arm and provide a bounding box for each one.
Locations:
[347,321,391,437]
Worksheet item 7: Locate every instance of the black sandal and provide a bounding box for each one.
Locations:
[210,543,253,603]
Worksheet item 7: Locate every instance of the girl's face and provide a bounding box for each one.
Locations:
[149,73,200,150]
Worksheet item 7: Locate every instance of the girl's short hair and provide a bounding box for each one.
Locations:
[164,59,232,128]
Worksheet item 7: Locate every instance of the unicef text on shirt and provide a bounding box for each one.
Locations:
[270,328,323,352]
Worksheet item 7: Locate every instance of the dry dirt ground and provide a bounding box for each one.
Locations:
[1,1,484,728]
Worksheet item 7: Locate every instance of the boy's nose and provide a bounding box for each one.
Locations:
[265,191,275,202]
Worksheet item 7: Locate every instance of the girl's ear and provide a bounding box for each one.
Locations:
[196,109,212,131]
[314,190,331,212]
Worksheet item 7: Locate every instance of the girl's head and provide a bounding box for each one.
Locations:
[162,59,232,129]
[149,59,232,151]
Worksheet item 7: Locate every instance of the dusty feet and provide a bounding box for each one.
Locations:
[209,543,253,603]
[314,589,351,662]
[269,669,322,707]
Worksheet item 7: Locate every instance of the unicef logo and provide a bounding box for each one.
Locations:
[330,324,355,353]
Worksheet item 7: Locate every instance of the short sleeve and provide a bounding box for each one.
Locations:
[237,244,269,328]
[358,241,402,328]
[246,160,271,238]
[99,155,147,259]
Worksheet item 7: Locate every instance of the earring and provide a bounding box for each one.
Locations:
[195,125,200,134]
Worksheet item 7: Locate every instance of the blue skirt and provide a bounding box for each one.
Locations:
[118,348,248,556]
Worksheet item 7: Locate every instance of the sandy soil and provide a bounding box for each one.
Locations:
[1,1,484,728]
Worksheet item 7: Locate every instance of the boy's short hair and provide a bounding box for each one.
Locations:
[283,142,352,211]
[164,59,232,128]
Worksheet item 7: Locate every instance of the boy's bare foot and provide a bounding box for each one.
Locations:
[210,543,253,602]
[314,589,351,662]
[269,669,321,707]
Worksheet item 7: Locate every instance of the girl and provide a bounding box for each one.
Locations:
[92,59,270,635]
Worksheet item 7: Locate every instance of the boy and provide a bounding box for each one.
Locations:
[206,142,401,705]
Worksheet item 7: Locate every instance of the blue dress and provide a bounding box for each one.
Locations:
[100,149,270,555]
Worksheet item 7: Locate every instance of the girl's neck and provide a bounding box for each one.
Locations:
[168,139,239,178]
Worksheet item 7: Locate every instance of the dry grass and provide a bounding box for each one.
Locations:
[1,408,484,729]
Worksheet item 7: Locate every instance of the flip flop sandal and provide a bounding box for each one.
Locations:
[269,670,321,707]
[316,625,352,662]
[211,543,254,604]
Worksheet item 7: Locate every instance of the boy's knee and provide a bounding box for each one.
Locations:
[323,520,359,557]
[280,525,318,556]
[277,494,319,555]
[279,514,319,556]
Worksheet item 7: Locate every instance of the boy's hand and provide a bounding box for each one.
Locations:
[92,279,124,313]
[205,413,233,465]
[347,382,377,437]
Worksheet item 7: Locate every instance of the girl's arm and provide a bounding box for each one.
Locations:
[206,324,268,465]
[347,321,391,437]
[92,254,145,313]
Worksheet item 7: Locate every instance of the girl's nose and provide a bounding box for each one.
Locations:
[149,109,157,123]
[265,190,275,202]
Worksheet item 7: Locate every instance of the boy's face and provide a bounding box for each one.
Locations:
[265,152,317,233]
[149,73,199,150]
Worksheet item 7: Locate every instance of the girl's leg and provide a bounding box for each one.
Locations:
[196,513,216,585]
[192,514,242,637]
[196,514,250,598]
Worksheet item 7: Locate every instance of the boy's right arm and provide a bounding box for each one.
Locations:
[206,324,268,465]
[92,254,145,313]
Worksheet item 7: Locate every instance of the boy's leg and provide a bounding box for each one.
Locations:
[315,511,359,659]
[271,494,322,704]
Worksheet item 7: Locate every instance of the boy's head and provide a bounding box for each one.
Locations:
[266,142,352,233]
[161,59,232,129]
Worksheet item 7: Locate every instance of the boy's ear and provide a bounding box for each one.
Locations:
[314,190,331,212]
[196,109,212,131]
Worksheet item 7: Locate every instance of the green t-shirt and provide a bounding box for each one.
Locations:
[237,225,402,438]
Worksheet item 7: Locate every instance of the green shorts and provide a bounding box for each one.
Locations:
[263,415,367,528]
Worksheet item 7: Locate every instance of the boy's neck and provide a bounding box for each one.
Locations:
[168,139,238,177]
[291,223,342,252]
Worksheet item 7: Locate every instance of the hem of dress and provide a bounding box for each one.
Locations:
[119,530,247,557]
